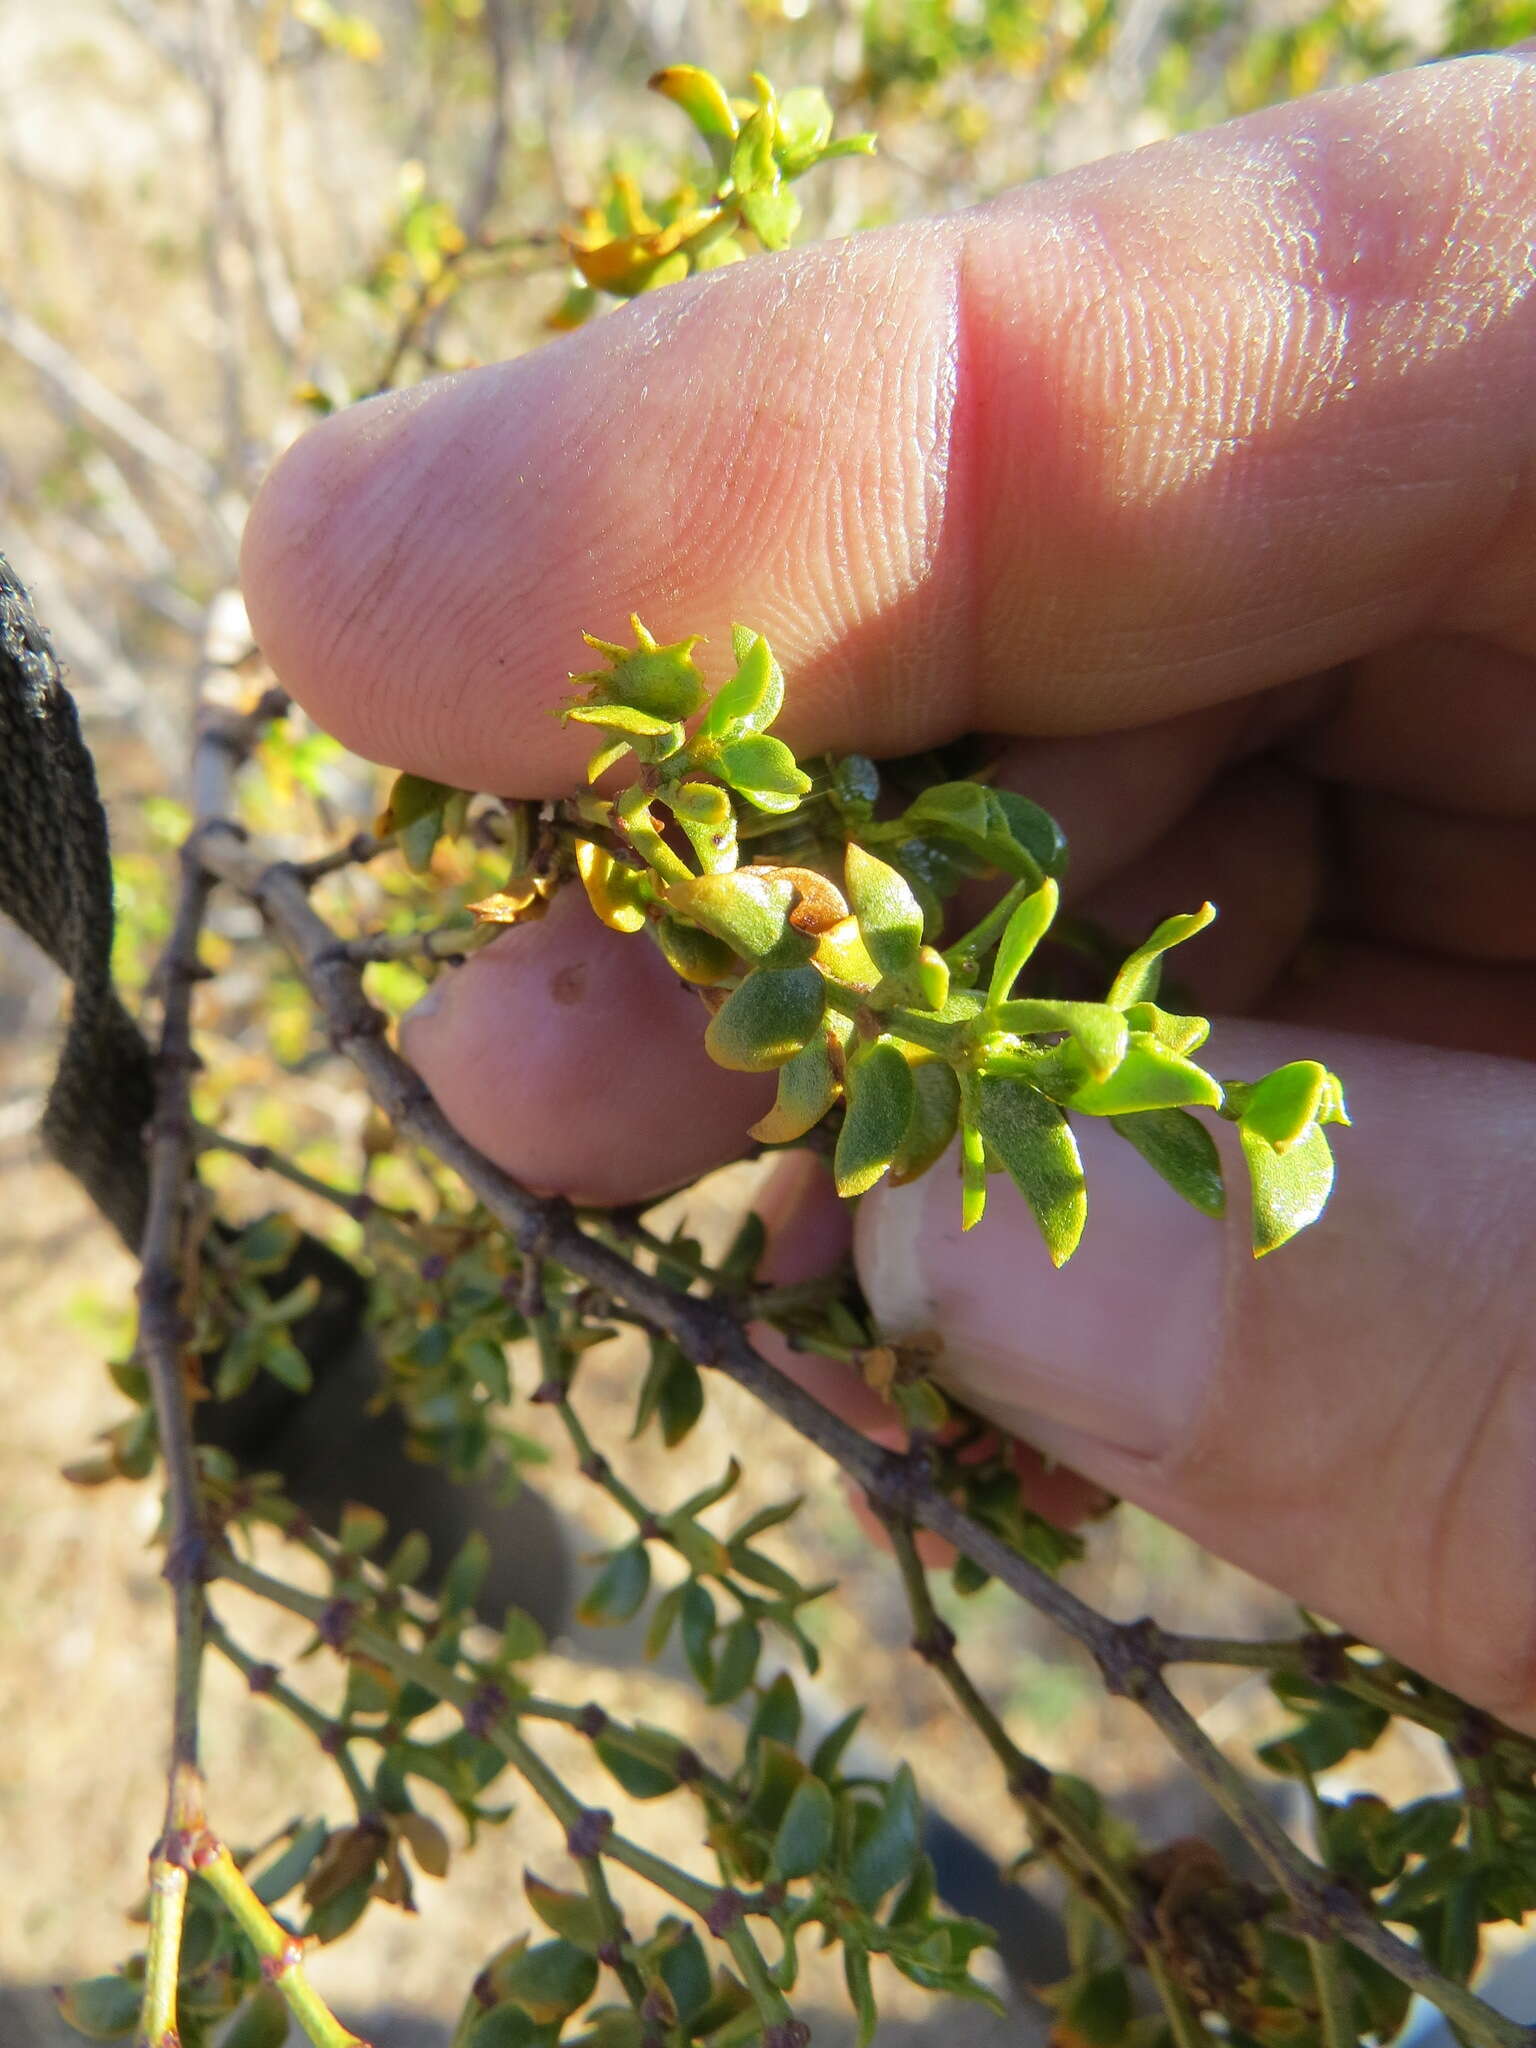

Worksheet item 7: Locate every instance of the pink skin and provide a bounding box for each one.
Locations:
[244,51,1536,1728]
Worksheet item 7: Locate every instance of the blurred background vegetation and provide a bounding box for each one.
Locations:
[1,1,1532,2043]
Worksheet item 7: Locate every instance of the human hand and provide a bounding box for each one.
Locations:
[241,50,1536,1729]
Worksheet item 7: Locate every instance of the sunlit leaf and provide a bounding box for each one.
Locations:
[974,1075,1086,1265]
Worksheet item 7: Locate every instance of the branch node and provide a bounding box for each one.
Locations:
[566,1807,614,1859]
[259,1938,306,1983]
[461,1682,509,1739]
[317,1598,359,1652]
[704,1887,745,1936]
[913,1620,956,1665]
[1007,1758,1054,1804]
[1096,1617,1164,1699]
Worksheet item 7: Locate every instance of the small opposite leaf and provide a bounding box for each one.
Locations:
[1121,999,1210,1055]
[749,1030,840,1144]
[666,869,798,960]
[1106,902,1216,1008]
[848,1764,923,1910]
[998,997,1127,1080]
[1111,1108,1225,1217]
[490,1938,599,2025]
[889,1060,961,1186]
[773,1775,836,1880]
[649,65,738,158]
[845,843,924,981]
[716,733,811,813]
[577,1543,651,1627]
[987,879,1060,1007]
[653,913,736,986]
[740,186,801,250]
[1066,1035,1223,1116]
[705,963,826,1072]
[698,630,784,738]
[775,85,834,169]
[729,104,778,193]
[1240,1060,1344,1152]
[1243,1119,1335,1257]
[526,1872,606,1953]
[835,1040,916,1197]
[576,841,649,933]
[974,1076,1086,1266]
[380,771,457,835]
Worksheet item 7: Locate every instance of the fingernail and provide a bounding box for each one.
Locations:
[855,1116,1233,1460]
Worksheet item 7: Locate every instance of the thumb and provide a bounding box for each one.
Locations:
[855,1023,1536,1730]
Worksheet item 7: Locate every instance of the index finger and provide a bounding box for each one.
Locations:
[241,51,1536,793]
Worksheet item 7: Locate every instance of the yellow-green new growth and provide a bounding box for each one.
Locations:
[553,619,1349,1260]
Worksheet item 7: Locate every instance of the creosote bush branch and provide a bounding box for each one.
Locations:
[41,45,1536,2048]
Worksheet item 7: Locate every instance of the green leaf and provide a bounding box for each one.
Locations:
[811,1706,865,1783]
[441,1530,491,1615]
[386,1529,433,1587]
[748,1030,839,1145]
[1106,902,1216,1007]
[649,64,738,163]
[1063,1968,1134,2047]
[1066,1036,1224,1115]
[960,1117,988,1230]
[251,1817,330,1905]
[577,1543,651,1627]
[678,1579,717,1687]
[262,1334,313,1393]
[490,1939,599,2025]
[657,1924,712,2029]
[338,1501,388,1556]
[987,879,1059,1006]
[748,1670,802,1751]
[525,1874,606,1954]
[668,780,733,830]
[1242,1118,1335,1257]
[974,1076,1086,1266]
[889,1059,961,1185]
[898,782,1065,879]
[705,963,826,1072]
[1240,1059,1346,1152]
[236,1212,300,1274]
[1120,999,1209,1055]
[844,843,925,981]
[220,1987,290,2048]
[730,1496,803,1546]
[716,733,811,813]
[652,911,736,986]
[848,1764,922,1910]
[593,1732,681,1800]
[52,1976,142,2040]
[997,997,1126,1080]
[835,1040,916,1197]
[632,1339,704,1447]
[729,104,778,193]
[564,702,676,738]
[740,185,801,249]
[776,85,834,169]
[844,1942,879,2048]
[708,1615,763,1705]
[696,633,784,738]
[470,2008,560,2048]
[384,771,457,832]
[1111,1108,1225,1217]
[665,869,797,960]
[773,1775,836,1879]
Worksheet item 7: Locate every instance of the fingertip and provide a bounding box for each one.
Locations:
[399,887,772,1203]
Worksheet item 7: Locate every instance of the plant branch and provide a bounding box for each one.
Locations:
[186,806,1536,2048]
